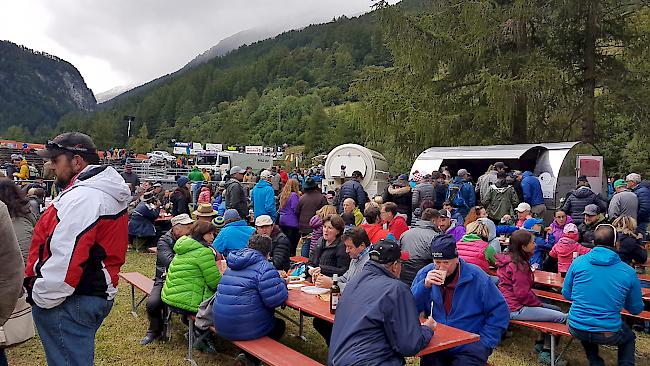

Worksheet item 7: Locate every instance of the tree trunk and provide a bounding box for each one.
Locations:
[582,0,598,143]
[511,16,528,144]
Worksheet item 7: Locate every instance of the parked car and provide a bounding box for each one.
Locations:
[147,150,175,164]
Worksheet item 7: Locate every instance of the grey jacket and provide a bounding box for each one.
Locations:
[12,212,37,264]
[412,181,436,210]
[0,201,24,325]
[608,190,638,220]
[224,178,248,218]
[477,171,498,205]
[398,220,439,286]
[339,250,370,293]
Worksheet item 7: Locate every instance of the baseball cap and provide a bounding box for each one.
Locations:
[457,169,468,177]
[369,239,409,264]
[260,170,272,179]
[438,209,452,219]
[37,132,98,159]
[230,166,245,175]
[582,204,599,216]
[494,162,508,170]
[515,202,532,212]
[523,218,544,232]
[223,208,241,222]
[430,234,458,260]
[613,179,627,189]
[563,223,579,234]
[171,214,193,226]
[255,215,274,227]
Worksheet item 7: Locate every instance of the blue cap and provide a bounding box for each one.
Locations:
[223,209,240,222]
[430,234,458,260]
[523,218,544,232]
[177,176,189,187]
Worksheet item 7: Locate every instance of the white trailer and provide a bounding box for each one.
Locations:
[322,144,390,198]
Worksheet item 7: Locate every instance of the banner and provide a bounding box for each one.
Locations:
[245,145,263,154]
[205,143,222,151]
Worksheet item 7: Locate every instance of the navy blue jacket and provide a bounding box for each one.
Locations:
[633,182,650,223]
[561,187,608,226]
[328,261,434,366]
[128,202,160,237]
[520,171,544,206]
[411,259,509,351]
[213,248,288,340]
[336,179,368,213]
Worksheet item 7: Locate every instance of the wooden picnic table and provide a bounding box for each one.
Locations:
[283,286,480,357]
[534,270,650,300]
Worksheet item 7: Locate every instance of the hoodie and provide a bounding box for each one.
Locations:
[251,179,276,221]
[484,184,519,222]
[529,230,555,267]
[520,171,544,206]
[562,246,644,332]
[496,253,543,312]
[549,236,591,273]
[388,215,409,240]
[25,165,131,309]
[360,222,392,244]
[212,220,255,258]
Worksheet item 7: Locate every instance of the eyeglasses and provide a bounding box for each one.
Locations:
[46,140,89,152]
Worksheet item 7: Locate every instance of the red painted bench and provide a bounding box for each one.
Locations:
[118,272,154,316]
[532,289,650,321]
[509,320,571,366]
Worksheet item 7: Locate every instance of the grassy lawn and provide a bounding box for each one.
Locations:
[7,251,650,366]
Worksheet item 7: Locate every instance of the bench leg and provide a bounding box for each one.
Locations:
[554,337,573,365]
[186,319,198,366]
[550,335,555,366]
[130,285,137,317]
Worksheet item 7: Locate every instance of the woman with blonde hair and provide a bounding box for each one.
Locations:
[279,178,302,255]
[612,216,648,265]
[456,220,496,273]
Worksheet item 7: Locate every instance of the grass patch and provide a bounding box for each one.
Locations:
[7,251,650,365]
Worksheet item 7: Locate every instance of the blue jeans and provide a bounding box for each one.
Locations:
[421,341,492,366]
[510,303,567,323]
[569,324,636,366]
[32,295,113,366]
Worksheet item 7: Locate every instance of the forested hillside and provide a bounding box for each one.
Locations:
[7,0,650,175]
[0,41,96,136]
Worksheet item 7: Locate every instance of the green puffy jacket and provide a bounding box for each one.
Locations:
[162,235,222,313]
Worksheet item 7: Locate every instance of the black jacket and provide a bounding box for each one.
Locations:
[562,187,608,226]
[154,230,177,285]
[335,180,368,213]
[271,226,291,271]
[224,178,248,219]
[170,187,190,216]
[308,236,350,277]
[618,233,648,265]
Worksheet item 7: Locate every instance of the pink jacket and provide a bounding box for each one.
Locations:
[457,238,490,272]
[198,188,211,204]
[549,237,591,273]
[496,253,542,312]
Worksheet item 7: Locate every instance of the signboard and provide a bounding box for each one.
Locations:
[577,155,604,195]
[245,145,263,154]
[226,145,237,151]
[205,143,222,151]
[174,142,191,148]
[192,142,203,150]
[173,147,202,155]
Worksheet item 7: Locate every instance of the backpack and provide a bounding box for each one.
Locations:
[447,182,466,208]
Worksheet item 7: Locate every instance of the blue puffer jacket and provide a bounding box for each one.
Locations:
[128,202,160,237]
[521,171,544,206]
[213,248,288,340]
[212,220,255,258]
[411,259,510,351]
[251,180,276,221]
[337,179,368,213]
[562,246,644,332]
[633,182,650,223]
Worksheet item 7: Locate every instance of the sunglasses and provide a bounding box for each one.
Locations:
[46,140,89,152]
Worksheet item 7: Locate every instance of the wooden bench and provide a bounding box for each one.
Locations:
[206,325,324,365]
[510,320,572,366]
[118,272,154,316]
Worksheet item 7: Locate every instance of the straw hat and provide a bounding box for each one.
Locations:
[194,203,217,217]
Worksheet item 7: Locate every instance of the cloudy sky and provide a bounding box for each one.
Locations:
[1,0,397,95]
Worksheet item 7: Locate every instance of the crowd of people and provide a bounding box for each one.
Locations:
[0,133,648,366]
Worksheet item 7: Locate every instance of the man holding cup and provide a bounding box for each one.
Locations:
[412,234,510,366]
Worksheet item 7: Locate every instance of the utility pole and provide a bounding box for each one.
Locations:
[123,115,136,138]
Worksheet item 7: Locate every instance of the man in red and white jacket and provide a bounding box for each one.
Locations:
[24,132,131,366]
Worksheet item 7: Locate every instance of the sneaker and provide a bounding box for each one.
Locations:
[139,332,160,346]
[234,353,256,366]
[533,340,544,353]
[538,350,567,366]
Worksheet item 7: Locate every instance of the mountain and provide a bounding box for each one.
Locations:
[95,84,136,103]
[0,41,96,134]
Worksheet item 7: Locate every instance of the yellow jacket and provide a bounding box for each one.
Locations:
[14,160,30,180]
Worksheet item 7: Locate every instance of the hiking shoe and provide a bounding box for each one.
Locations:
[538,350,567,366]
[139,332,160,345]
[533,340,545,353]
[234,353,256,366]
[194,339,218,355]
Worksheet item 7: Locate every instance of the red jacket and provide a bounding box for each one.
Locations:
[360,223,390,244]
[495,253,542,312]
[25,165,131,309]
[388,216,409,240]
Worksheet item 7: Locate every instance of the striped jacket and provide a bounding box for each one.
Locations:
[25,165,131,309]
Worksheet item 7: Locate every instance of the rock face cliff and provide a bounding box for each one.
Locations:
[0,41,96,133]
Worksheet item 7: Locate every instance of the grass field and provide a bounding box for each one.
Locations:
[6,251,650,366]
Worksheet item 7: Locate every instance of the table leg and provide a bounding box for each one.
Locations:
[298,310,306,341]
[550,334,555,366]
[130,285,137,317]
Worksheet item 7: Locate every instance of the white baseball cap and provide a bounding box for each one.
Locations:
[515,202,532,212]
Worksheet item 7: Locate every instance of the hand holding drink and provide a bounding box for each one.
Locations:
[424,269,446,288]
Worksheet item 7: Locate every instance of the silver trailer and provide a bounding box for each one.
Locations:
[410,142,605,211]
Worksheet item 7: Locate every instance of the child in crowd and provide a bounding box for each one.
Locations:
[496,230,567,365]
[523,218,555,269]
[549,223,590,276]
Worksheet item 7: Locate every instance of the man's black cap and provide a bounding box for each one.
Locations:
[37,132,98,159]
[369,239,409,264]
